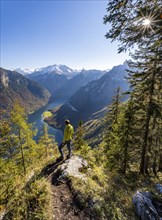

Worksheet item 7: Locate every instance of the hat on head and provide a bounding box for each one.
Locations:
[65,119,70,124]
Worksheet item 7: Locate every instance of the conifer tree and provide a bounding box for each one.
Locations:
[103,87,125,171]
[128,44,162,174]
[0,112,12,159]
[150,117,162,175]
[104,87,123,151]
[10,102,37,175]
[104,0,162,174]
[73,120,92,158]
[104,0,162,53]
[119,98,135,173]
[39,123,57,158]
[74,120,85,150]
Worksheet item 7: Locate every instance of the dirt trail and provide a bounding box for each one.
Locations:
[43,159,92,220]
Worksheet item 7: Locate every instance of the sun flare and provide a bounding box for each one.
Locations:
[143,18,151,26]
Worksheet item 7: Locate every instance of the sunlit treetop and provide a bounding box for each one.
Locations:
[104,0,162,52]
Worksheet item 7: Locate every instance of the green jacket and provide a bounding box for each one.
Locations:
[63,124,74,142]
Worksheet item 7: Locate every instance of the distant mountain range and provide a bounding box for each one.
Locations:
[0,68,50,115]
[50,61,130,129]
[13,64,80,78]
[2,62,130,128]
[1,64,106,117]
[15,65,106,100]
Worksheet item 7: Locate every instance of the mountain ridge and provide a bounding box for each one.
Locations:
[12,64,108,78]
[13,64,81,78]
[0,68,50,115]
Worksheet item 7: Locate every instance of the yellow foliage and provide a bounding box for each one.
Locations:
[42,111,53,118]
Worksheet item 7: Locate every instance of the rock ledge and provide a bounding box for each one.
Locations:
[60,155,88,180]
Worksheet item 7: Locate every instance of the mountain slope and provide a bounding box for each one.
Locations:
[12,68,37,75]
[53,69,106,100]
[27,72,68,98]
[51,62,129,129]
[0,68,50,114]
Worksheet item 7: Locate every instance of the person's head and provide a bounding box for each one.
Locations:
[65,119,70,125]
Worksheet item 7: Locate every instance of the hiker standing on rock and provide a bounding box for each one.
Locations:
[58,119,74,160]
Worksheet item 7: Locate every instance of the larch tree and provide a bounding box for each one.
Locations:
[74,120,85,150]
[10,102,37,175]
[39,123,57,158]
[0,112,12,159]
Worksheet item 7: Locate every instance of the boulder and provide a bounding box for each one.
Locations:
[132,191,161,220]
[156,184,162,194]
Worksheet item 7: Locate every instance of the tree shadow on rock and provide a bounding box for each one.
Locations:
[40,158,64,177]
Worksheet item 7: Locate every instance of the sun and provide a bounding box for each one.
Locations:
[143,18,151,26]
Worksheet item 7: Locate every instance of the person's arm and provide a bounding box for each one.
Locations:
[71,126,74,136]
[69,126,74,140]
[63,126,69,142]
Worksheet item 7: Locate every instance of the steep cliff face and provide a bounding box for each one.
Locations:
[0,68,50,114]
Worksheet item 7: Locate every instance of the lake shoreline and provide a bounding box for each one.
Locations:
[27,100,64,143]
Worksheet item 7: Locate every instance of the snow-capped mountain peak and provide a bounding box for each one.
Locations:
[12,68,37,75]
[36,64,66,74]
[13,64,81,78]
[32,64,80,78]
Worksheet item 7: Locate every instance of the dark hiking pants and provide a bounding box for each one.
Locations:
[58,140,71,157]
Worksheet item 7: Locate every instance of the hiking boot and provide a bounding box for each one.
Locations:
[66,155,71,159]
[57,155,64,161]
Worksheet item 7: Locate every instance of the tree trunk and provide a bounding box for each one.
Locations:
[123,141,128,174]
[46,141,48,157]
[8,141,13,160]
[123,118,131,173]
[140,57,157,174]
[19,130,26,175]
[140,90,153,174]
[159,154,162,172]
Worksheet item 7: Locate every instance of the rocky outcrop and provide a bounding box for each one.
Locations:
[133,184,162,220]
[60,155,88,180]
[41,155,93,220]
[156,184,162,194]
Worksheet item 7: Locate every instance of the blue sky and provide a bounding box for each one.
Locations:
[1,0,129,70]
